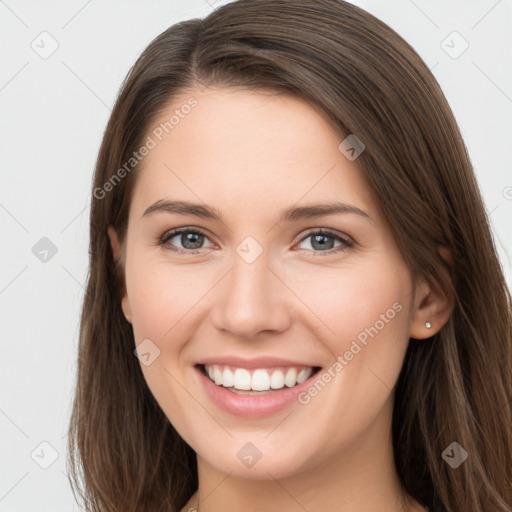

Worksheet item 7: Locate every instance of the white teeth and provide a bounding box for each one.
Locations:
[284,368,297,387]
[297,368,313,383]
[251,369,270,391]
[213,366,223,385]
[270,369,285,389]
[204,364,315,391]
[222,368,234,388]
[233,368,252,390]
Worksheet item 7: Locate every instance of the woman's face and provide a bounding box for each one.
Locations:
[111,86,425,479]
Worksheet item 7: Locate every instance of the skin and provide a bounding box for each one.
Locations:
[108,86,452,512]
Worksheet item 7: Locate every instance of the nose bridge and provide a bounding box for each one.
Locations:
[212,244,291,337]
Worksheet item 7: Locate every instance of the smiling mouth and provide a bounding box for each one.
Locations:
[198,364,322,395]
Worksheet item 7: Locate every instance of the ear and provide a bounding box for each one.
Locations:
[409,246,454,340]
[107,226,132,324]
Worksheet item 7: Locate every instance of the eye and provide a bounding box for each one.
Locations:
[296,229,353,255]
[157,227,353,256]
[158,227,214,254]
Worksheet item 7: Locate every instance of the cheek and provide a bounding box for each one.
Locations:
[292,259,412,406]
[290,259,410,347]
[125,257,210,436]
[126,256,212,347]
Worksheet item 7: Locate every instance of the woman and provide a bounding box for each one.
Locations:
[67,1,512,511]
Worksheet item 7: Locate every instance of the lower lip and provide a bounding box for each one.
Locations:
[195,366,319,418]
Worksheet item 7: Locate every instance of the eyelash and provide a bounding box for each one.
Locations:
[157,227,354,256]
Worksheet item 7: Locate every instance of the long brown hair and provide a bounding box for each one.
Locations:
[67,1,512,511]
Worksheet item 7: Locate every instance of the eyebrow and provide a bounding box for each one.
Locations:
[142,199,371,222]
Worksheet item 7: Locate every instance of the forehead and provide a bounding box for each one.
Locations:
[129,86,380,223]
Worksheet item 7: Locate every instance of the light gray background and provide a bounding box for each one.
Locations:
[1,0,511,510]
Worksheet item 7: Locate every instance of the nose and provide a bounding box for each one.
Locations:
[211,251,292,339]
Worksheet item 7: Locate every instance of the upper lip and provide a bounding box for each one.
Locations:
[196,356,321,369]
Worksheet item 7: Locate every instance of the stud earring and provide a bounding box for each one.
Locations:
[425,321,432,329]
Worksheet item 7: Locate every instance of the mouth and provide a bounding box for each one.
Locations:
[199,364,322,395]
[194,359,322,418]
